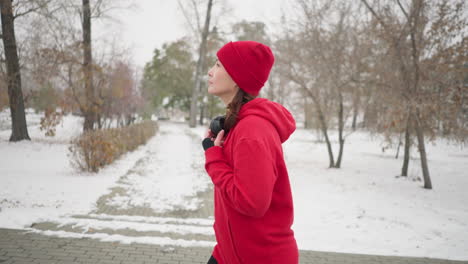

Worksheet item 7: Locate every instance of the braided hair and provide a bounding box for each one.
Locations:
[223,88,256,134]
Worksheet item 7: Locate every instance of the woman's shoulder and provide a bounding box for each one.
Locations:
[233,115,276,139]
[237,114,273,128]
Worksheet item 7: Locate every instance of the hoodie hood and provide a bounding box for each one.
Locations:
[237,98,296,143]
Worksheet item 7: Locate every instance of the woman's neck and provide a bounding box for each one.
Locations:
[220,92,237,106]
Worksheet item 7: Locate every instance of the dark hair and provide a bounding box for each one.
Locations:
[224,88,256,133]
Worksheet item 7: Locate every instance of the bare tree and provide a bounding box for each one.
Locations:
[81,0,95,130]
[43,0,134,131]
[187,0,213,128]
[360,0,467,189]
[277,0,368,168]
[0,0,50,141]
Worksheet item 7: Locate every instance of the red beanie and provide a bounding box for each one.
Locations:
[216,41,275,96]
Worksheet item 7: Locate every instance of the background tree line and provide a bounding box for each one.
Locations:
[142,0,466,189]
[0,0,139,138]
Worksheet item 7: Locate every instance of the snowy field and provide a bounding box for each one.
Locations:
[0,109,467,261]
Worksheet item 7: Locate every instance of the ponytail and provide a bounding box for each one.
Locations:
[224,88,256,133]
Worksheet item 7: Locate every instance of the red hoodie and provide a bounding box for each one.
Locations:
[204,98,299,264]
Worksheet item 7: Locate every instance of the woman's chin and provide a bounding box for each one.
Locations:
[207,87,217,95]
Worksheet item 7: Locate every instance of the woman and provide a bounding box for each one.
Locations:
[202,41,299,264]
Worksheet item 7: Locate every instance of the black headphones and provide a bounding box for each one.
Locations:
[209,115,225,137]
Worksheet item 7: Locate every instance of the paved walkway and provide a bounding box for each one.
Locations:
[2,228,467,264]
[1,121,467,264]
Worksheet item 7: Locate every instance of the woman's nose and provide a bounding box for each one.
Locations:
[208,67,213,77]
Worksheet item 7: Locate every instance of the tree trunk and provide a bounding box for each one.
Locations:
[335,94,345,168]
[360,88,372,129]
[189,0,213,128]
[199,99,204,125]
[125,114,131,126]
[413,110,432,189]
[303,96,310,129]
[0,0,30,141]
[266,79,275,101]
[315,100,334,168]
[82,0,95,131]
[97,113,102,129]
[303,86,335,167]
[362,100,374,129]
[401,112,411,177]
[395,131,403,159]
[408,0,431,189]
[351,103,358,130]
[322,125,334,169]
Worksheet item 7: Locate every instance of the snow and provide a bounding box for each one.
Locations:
[84,213,214,226]
[42,216,213,235]
[1,109,467,261]
[0,110,155,229]
[28,230,216,247]
[106,123,211,212]
[284,129,468,260]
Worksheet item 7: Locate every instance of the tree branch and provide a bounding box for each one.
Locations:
[409,0,423,95]
[396,0,409,20]
[191,0,202,35]
[177,0,200,41]
[13,0,53,19]
[360,0,388,30]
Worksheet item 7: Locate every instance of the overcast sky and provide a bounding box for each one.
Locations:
[94,0,291,69]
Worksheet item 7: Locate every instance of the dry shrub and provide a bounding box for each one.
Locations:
[69,121,158,172]
[40,108,63,137]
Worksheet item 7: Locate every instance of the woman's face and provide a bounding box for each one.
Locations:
[207,60,239,104]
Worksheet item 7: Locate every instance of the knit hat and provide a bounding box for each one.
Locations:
[216,41,275,96]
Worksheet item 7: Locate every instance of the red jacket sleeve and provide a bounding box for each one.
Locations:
[204,138,277,218]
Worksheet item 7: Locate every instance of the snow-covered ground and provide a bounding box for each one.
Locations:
[0,109,467,261]
[105,121,211,213]
[0,110,150,228]
[284,129,468,260]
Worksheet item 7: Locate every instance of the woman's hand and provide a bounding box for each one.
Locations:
[204,129,214,139]
[203,129,225,150]
[213,130,225,147]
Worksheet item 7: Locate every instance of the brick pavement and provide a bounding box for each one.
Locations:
[1,228,467,264]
